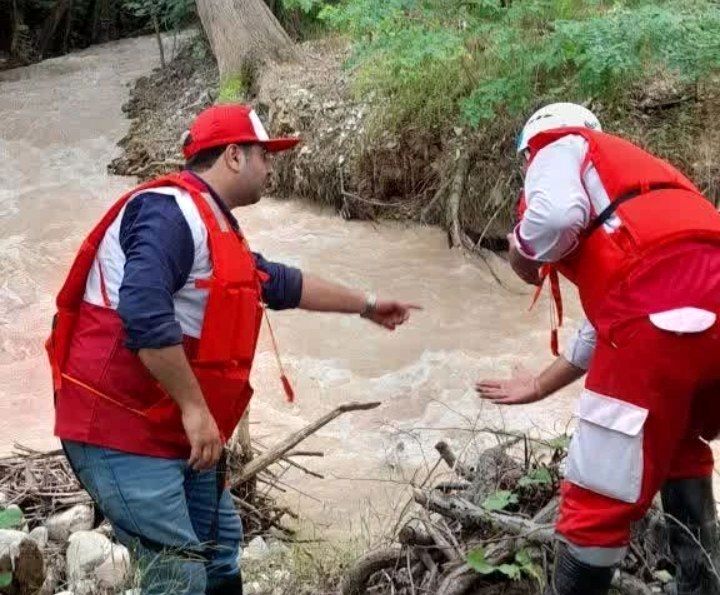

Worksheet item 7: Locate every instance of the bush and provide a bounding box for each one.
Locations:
[314,0,720,132]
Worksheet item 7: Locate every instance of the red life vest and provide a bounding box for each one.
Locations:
[522,128,720,349]
[47,173,265,458]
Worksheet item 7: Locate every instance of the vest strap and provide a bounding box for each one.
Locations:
[586,183,683,236]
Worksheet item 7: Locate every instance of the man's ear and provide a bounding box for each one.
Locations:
[224,144,245,173]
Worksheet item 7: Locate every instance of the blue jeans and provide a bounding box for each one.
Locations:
[62,440,243,594]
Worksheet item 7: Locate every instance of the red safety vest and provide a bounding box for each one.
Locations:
[521,128,720,352]
[47,173,266,458]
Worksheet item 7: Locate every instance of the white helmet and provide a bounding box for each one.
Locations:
[516,102,601,154]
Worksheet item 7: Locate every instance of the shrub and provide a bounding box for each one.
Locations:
[314,0,720,132]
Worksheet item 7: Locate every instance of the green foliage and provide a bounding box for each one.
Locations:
[0,573,11,588]
[314,0,720,131]
[467,547,543,583]
[0,507,24,530]
[546,434,571,451]
[282,0,326,13]
[276,0,341,39]
[218,75,249,103]
[518,467,553,488]
[482,489,519,512]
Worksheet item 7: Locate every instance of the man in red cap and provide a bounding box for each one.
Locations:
[47,104,419,594]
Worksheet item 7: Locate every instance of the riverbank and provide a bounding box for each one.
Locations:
[109,31,720,249]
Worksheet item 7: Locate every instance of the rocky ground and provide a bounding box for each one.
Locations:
[0,443,319,595]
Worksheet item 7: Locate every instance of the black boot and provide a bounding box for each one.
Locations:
[206,574,243,595]
[544,542,615,595]
[661,477,720,595]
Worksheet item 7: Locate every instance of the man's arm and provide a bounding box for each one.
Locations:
[510,137,592,285]
[476,320,596,405]
[118,193,221,470]
[254,253,420,330]
[299,274,420,330]
[138,346,221,470]
[476,356,585,405]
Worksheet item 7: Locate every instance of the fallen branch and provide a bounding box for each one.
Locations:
[339,547,405,595]
[232,401,381,486]
[279,455,324,479]
[413,488,554,544]
[436,562,479,595]
[285,450,324,458]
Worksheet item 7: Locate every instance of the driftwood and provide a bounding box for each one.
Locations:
[343,429,671,595]
[233,401,381,486]
[413,488,555,544]
[2,402,382,545]
[339,547,406,595]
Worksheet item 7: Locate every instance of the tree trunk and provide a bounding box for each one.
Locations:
[152,14,166,69]
[196,0,296,80]
[38,0,70,59]
[91,0,107,43]
[63,0,73,54]
[10,0,26,58]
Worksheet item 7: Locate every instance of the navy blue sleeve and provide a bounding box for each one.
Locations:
[253,253,303,310]
[117,192,195,350]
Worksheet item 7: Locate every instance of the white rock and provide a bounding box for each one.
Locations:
[244,582,263,595]
[0,492,7,507]
[0,528,28,550]
[123,590,141,595]
[46,505,94,542]
[29,526,49,549]
[241,536,270,561]
[54,592,76,595]
[67,531,110,578]
[93,543,131,588]
[66,531,131,594]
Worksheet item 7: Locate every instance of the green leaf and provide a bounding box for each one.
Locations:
[467,548,524,580]
[466,547,497,574]
[518,467,552,488]
[515,549,532,566]
[496,563,521,580]
[0,507,23,530]
[546,435,571,451]
[482,490,519,512]
[0,572,11,588]
[515,549,544,584]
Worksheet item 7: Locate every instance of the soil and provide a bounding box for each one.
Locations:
[107,31,218,180]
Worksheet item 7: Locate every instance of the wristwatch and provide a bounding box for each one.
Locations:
[360,292,377,319]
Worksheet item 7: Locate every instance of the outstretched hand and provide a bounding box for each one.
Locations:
[476,364,544,405]
[364,299,422,331]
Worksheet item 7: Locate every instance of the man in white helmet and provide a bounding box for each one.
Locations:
[477,102,720,595]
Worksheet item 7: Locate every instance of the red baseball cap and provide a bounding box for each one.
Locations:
[182,104,300,159]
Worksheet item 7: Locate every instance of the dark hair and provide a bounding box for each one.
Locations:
[184,143,252,172]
